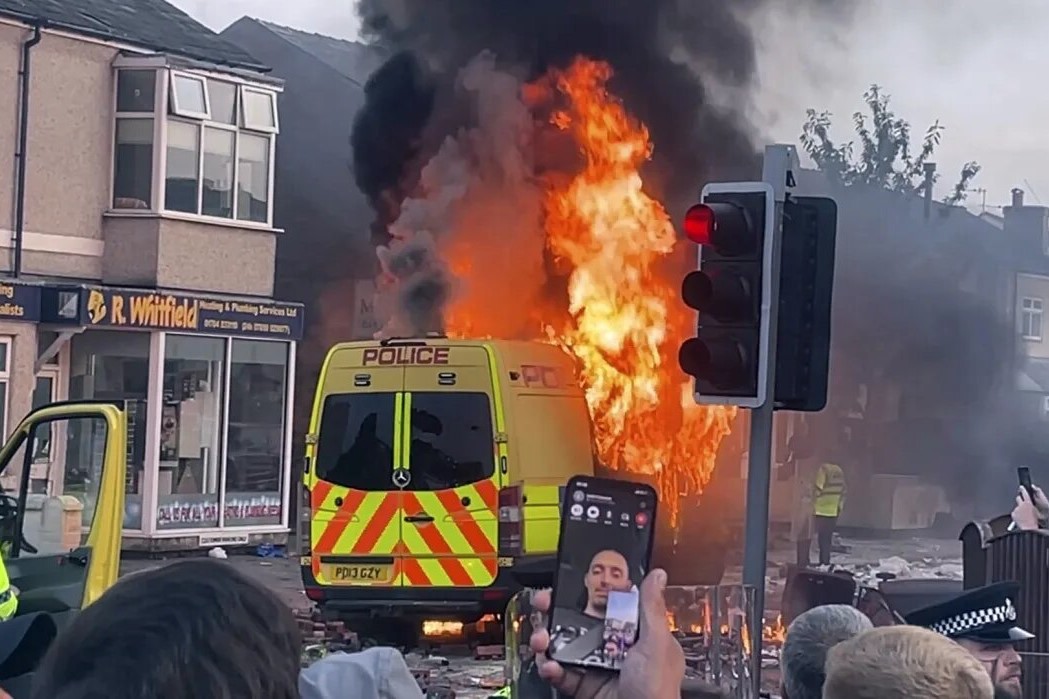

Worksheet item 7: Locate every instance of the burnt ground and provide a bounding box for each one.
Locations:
[116,535,964,698]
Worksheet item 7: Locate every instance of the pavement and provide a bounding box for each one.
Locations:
[114,534,966,698]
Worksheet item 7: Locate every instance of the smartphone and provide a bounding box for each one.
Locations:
[1019,466,1034,498]
[547,475,657,672]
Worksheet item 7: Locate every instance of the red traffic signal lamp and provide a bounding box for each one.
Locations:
[679,183,775,408]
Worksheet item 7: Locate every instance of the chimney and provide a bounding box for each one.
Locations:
[1011,188,1025,208]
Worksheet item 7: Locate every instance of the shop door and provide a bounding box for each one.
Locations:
[310,367,405,588]
[0,403,126,625]
[31,369,59,493]
[400,356,499,589]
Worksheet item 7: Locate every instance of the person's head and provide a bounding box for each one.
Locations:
[780,604,873,699]
[904,581,1032,699]
[823,626,994,699]
[31,559,301,699]
[583,548,630,615]
[956,638,1023,699]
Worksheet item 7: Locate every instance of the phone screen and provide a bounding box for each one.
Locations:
[1019,466,1033,495]
[547,476,657,671]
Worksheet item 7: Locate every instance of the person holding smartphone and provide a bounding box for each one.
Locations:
[1011,484,1049,530]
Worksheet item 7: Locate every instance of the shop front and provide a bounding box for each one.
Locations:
[40,284,304,551]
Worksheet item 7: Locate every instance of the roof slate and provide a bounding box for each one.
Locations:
[0,0,264,70]
[255,19,385,85]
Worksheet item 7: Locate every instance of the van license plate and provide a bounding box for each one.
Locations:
[322,564,393,584]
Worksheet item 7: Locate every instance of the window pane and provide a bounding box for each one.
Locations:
[158,335,226,530]
[165,120,200,214]
[406,392,494,490]
[236,133,270,223]
[32,376,54,462]
[208,80,237,125]
[29,416,108,548]
[202,127,234,218]
[315,394,395,491]
[225,339,287,526]
[242,89,275,129]
[171,74,206,115]
[116,69,156,112]
[0,342,9,374]
[113,118,153,209]
[69,331,149,529]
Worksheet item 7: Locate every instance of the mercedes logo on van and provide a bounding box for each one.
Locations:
[392,469,411,488]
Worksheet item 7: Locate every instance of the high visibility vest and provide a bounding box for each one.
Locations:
[813,462,846,517]
[0,554,17,621]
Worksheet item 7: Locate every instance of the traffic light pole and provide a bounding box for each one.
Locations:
[742,145,795,692]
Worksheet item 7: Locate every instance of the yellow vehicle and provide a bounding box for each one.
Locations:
[0,401,126,626]
[301,337,596,622]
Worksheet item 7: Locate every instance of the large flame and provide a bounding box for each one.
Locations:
[446,57,737,520]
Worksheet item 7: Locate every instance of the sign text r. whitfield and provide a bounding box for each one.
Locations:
[362,346,450,366]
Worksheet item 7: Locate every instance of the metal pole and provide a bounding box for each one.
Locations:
[742,145,794,693]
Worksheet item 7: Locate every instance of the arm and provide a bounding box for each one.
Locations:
[814,466,826,497]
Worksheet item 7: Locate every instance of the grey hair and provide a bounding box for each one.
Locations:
[781,604,874,699]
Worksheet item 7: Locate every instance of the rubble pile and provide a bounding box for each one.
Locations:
[295,608,362,666]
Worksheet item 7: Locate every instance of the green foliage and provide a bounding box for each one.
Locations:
[800,85,980,205]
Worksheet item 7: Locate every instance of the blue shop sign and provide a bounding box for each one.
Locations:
[0,280,42,322]
[41,285,304,341]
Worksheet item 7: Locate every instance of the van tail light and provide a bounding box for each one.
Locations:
[498,485,523,557]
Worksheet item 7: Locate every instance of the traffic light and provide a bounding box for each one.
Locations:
[773,196,837,411]
[679,183,776,408]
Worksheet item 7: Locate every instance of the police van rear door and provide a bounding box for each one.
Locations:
[400,343,499,588]
[310,344,405,588]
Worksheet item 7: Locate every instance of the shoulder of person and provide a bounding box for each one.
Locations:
[299,648,423,699]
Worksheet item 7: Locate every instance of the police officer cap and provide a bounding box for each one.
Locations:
[904,581,1034,643]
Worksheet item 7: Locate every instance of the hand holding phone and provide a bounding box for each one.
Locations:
[547,475,657,672]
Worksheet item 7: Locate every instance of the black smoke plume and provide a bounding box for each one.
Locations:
[351,0,855,231]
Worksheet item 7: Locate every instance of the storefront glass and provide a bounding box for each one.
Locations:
[157,335,226,530]
[69,330,149,530]
[224,339,288,527]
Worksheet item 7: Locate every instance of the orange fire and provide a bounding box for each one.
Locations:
[446,57,736,519]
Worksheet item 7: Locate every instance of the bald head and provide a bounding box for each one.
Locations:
[583,549,630,616]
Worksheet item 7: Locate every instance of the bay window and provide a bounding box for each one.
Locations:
[111,63,280,227]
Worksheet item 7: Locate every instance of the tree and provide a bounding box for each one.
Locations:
[800,85,980,205]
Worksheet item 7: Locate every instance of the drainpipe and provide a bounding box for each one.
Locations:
[13,22,43,278]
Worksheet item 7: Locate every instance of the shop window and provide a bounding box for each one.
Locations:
[69,331,150,529]
[0,339,9,439]
[110,65,279,225]
[31,374,56,462]
[224,339,288,526]
[157,335,225,530]
[315,393,396,491]
[406,393,494,491]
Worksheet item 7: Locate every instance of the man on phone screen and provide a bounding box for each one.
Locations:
[582,549,631,618]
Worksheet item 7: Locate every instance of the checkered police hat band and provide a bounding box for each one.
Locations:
[930,598,1018,636]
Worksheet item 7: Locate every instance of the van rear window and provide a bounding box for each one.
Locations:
[314,393,395,491]
[407,392,494,491]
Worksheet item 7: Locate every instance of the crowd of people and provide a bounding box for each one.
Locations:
[0,484,1041,698]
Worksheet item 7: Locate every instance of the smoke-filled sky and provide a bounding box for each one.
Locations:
[175,0,1049,211]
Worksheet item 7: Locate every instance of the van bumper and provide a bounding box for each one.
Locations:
[301,565,522,618]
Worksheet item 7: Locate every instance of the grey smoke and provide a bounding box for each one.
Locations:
[353,0,857,337]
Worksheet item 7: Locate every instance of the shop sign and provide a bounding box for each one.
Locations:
[198,533,250,547]
[81,287,304,340]
[0,280,41,321]
[156,492,282,530]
